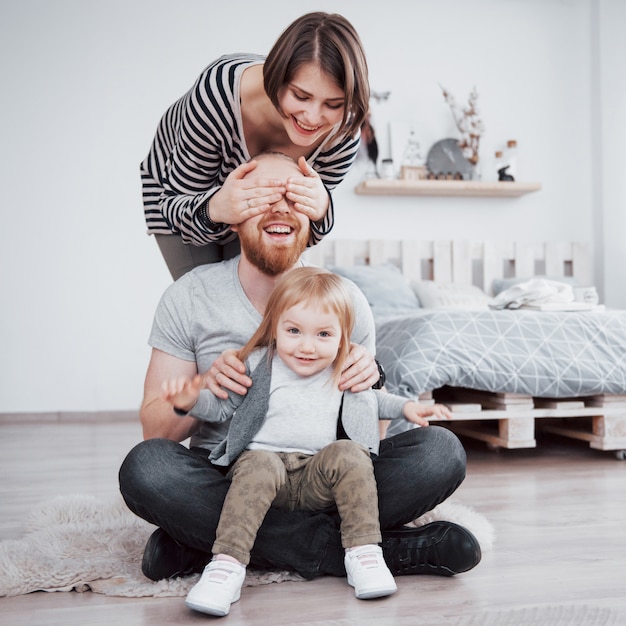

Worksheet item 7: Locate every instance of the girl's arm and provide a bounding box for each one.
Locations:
[140,349,201,442]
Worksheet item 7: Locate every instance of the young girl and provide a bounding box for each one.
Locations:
[162,267,452,616]
[142,12,370,279]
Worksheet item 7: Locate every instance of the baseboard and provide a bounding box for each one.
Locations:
[0,410,139,425]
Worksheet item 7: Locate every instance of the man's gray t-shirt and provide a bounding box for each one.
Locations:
[148,256,376,451]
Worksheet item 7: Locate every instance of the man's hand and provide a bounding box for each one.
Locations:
[339,343,379,392]
[205,348,252,400]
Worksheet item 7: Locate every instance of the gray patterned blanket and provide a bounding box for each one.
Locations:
[376,309,626,398]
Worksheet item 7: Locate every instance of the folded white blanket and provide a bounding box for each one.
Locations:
[489,278,575,310]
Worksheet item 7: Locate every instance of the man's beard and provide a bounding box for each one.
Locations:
[238,221,309,276]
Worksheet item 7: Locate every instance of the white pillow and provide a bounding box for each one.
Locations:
[492,275,578,296]
[411,281,493,310]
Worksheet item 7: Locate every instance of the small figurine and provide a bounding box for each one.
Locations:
[498,166,515,181]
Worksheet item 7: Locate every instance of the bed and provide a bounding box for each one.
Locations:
[303,239,626,457]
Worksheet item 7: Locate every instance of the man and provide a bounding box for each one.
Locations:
[119,152,481,582]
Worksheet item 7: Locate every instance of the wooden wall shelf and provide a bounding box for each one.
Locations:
[354,179,542,198]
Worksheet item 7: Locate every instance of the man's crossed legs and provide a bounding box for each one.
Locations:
[118,426,481,581]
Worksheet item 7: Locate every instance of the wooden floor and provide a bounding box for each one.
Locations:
[1,418,625,625]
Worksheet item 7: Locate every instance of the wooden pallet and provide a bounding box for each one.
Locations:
[431,387,626,453]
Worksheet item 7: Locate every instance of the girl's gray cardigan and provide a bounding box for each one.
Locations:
[209,352,408,466]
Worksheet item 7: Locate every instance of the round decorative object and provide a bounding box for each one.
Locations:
[426,138,474,179]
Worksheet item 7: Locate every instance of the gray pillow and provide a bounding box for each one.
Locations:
[329,263,420,317]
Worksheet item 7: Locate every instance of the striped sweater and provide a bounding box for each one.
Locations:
[140,54,361,247]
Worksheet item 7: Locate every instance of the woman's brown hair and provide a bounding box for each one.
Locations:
[264,12,370,140]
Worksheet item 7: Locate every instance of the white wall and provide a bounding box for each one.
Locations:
[596,0,626,309]
[0,0,622,414]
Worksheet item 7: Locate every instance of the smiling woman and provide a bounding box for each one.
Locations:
[141,12,370,280]
[269,64,346,145]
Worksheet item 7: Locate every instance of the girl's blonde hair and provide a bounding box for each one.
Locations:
[238,267,354,383]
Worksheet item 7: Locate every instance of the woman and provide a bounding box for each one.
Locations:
[141,12,370,279]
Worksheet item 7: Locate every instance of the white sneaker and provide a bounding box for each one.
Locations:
[185,559,246,616]
[345,545,397,599]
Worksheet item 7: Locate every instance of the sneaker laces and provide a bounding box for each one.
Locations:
[399,535,443,570]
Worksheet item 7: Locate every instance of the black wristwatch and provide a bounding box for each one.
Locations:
[372,359,386,390]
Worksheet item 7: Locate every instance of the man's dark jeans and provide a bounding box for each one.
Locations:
[118,426,466,580]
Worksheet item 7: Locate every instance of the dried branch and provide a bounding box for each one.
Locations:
[440,85,485,165]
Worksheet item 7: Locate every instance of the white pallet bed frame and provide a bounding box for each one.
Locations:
[303,239,626,456]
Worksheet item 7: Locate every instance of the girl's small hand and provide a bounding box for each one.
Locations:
[161,375,204,414]
[403,401,453,427]
[285,156,329,223]
[205,349,252,400]
[209,160,286,225]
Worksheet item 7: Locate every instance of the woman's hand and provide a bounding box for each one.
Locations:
[208,160,286,225]
[204,349,252,400]
[403,401,453,427]
[285,156,329,223]
[339,343,379,392]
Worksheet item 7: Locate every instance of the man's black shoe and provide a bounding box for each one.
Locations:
[141,528,210,581]
[381,521,481,576]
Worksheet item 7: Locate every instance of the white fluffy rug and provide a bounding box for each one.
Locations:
[0,495,494,598]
